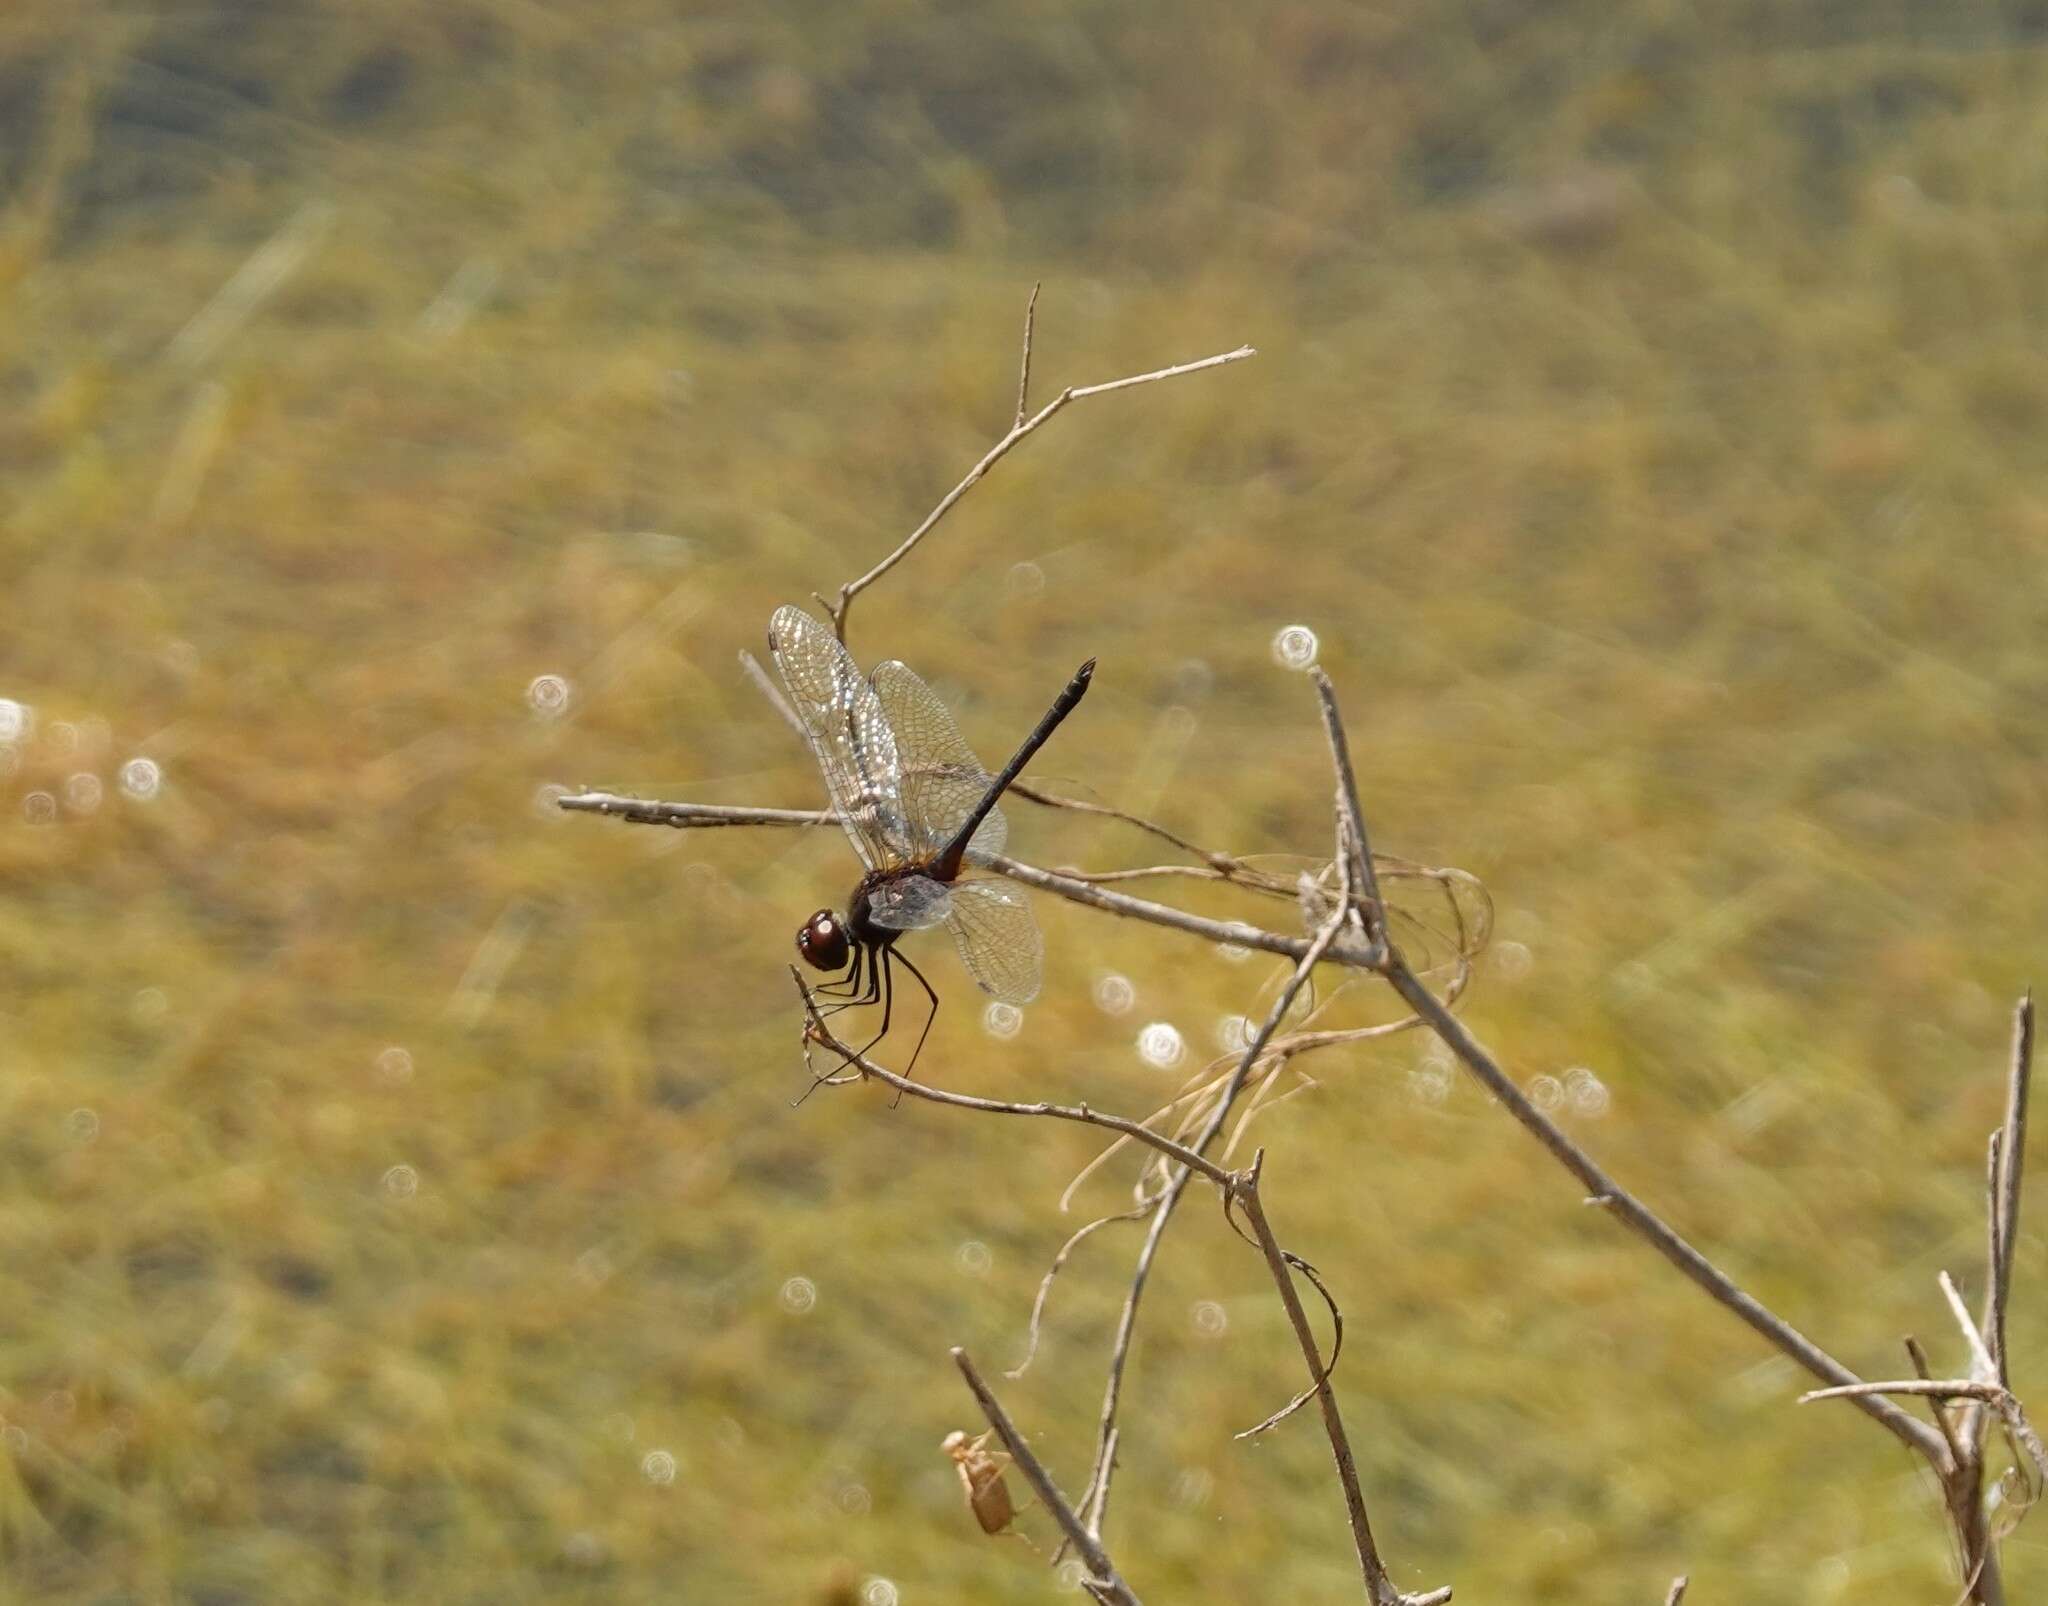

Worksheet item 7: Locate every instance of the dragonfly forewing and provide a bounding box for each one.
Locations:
[870,659,1008,861]
[767,605,904,870]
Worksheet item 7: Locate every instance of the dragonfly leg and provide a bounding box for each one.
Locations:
[845,947,894,1069]
[891,948,940,1083]
[795,945,881,1105]
[812,942,868,1013]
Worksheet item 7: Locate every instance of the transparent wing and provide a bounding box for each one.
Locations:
[945,879,1043,1004]
[866,874,953,932]
[870,659,1007,864]
[766,605,907,869]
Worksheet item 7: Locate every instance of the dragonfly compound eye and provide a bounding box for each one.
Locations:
[797,909,850,971]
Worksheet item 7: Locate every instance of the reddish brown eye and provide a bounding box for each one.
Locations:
[796,909,850,972]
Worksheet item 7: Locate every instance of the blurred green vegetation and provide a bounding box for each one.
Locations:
[4,0,2048,1600]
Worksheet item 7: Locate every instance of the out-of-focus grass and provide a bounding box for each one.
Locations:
[3,2,2047,1600]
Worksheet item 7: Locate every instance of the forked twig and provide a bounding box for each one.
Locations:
[828,333,1255,642]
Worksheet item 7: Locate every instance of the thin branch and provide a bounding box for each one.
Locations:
[1381,948,1943,1463]
[738,647,805,739]
[1296,659,1945,1461]
[1008,778,1238,869]
[790,971,1232,1185]
[1082,898,1353,1533]
[554,793,1390,970]
[1994,993,2035,1388]
[1312,670,1387,942]
[1015,282,1040,428]
[1802,1379,2008,1404]
[829,337,1256,641]
[1987,1128,2007,1385]
[559,793,830,829]
[1941,1270,1999,1385]
[1224,1168,1346,1439]
[1910,1334,1968,1476]
[985,852,1379,967]
[952,1348,1142,1606]
[1083,1171,1181,1539]
[1009,1204,1153,1380]
[1231,1151,1420,1606]
[1802,1381,2048,1492]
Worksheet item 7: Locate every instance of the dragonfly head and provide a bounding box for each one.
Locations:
[796,908,851,973]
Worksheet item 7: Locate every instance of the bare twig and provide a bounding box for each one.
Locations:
[1992,994,2035,1387]
[1801,1379,2009,1404]
[1801,1380,2048,1490]
[790,971,1232,1185]
[1009,1205,1153,1380]
[1940,1271,1999,1386]
[559,794,831,829]
[1909,1334,1968,1475]
[952,1348,1142,1606]
[828,338,1256,641]
[1229,1151,1425,1605]
[1664,1577,1689,1606]
[1382,949,1943,1461]
[738,647,804,739]
[1223,1166,1346,1440]
[1987,1128,2008,1384]
[555,792,1389,969]
[1015,282,1040,428]
[1312,670,1387,941]
[1081,895,1354,1534]
[1299,677,1945,1467]
[986,852,1378,967]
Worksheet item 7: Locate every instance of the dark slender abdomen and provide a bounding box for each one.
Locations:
[932,657,1095,882]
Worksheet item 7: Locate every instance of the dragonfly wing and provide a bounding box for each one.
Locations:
[767,605,906,869]
[866,873,954,932]
[945,879,1043,1005]
[870,659,1008,862]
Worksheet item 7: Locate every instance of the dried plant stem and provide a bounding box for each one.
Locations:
[1990,995,2035,1386]
[1665,1579,1689,1606]
[1081,901,1354,1534]
[790,971,1231,1186]
[554,792,1385,970]
[558,794,829,829]
[985,852,1376,966]
[1380,953,1943,1463]
[828,338,1256,641]
[952,1348,1142,1606]
[1231,1151,1430,1606]
[1015,283,1040,427]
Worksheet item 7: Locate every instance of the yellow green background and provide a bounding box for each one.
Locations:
[4,2,2046,1599]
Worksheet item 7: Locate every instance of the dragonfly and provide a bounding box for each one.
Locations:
[767,605,1095,1074]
